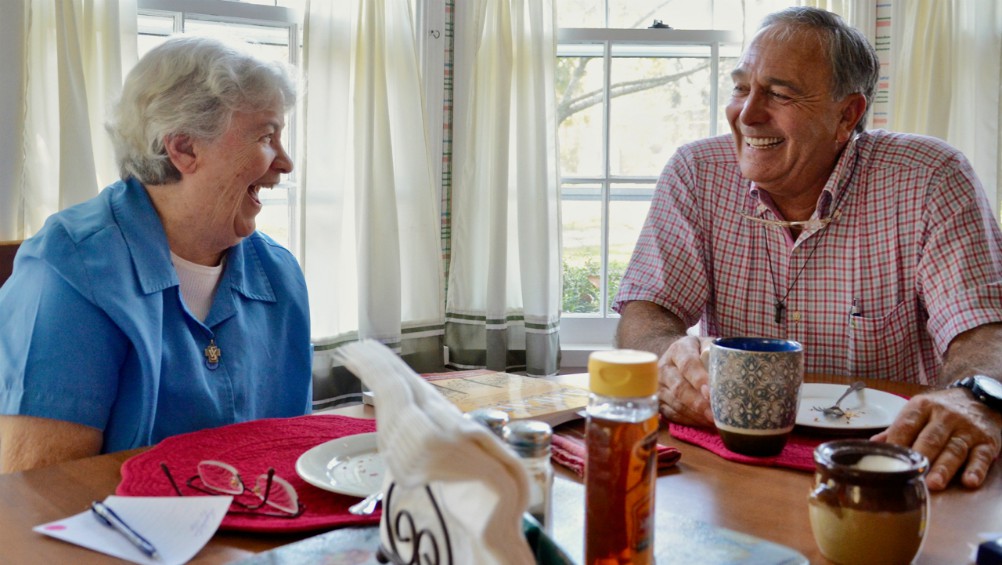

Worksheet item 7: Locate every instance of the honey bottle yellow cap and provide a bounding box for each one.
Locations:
[588,349,658,397]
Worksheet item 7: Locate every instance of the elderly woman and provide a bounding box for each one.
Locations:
[0,36,311,472]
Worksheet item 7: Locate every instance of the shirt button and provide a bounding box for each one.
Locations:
[791,311,802,322]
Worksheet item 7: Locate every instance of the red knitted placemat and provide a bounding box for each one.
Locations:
[669,423,826,471]
[117,415,378,532]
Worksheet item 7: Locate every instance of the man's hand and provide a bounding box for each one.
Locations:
[871,388,1001,490]
[615,301,716,426]
[655,336,715,427]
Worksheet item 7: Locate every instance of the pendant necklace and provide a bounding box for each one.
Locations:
[757,147,858,325]
[204,339,221,368]
[763,229,826,324]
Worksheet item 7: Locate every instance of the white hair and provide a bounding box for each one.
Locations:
[106,35,297,184]
[758,7,879,134]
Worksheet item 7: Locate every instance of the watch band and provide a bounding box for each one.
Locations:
[951,375,1002,413]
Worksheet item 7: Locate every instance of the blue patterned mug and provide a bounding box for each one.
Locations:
[709,337,804,457]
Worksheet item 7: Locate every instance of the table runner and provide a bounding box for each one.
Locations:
[117,415,379,533]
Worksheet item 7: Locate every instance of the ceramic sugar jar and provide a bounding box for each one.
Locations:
[808,440,930,565]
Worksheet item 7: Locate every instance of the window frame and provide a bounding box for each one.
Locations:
[556,27,738,359]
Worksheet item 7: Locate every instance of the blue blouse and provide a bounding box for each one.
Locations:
[0,178,312,452]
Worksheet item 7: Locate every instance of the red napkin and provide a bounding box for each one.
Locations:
[669,423,823,471]
[550,428,681,477]
[117,415,378,533]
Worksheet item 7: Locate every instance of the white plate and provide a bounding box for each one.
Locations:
[295,432,384,497]
[796,383,908,431]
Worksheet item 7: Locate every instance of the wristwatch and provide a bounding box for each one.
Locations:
[950,375,1002,413]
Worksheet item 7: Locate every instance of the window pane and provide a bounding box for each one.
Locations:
[608,46,712,177]
[257,184,291,244]
[718,53,740,135]
[184,19,290,61]
[608,184,652,314]
[138,14,174,55]
[562,185,603,314]
[557,56,605,178]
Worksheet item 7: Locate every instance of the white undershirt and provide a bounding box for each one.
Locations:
[170,251,224,322]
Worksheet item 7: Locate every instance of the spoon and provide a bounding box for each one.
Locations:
[348,491,383,515]
[818,381,865,418]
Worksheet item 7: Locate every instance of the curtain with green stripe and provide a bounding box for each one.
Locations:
[302,0,561,412]
[446,0,562,376]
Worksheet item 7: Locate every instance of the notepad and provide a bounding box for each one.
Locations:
[35,495,231,565]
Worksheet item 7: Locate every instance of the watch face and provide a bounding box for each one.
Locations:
[975,376,1002,400]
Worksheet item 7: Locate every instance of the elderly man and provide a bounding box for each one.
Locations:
[614,6,1002,491]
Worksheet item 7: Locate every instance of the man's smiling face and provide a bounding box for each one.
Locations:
[725,27,854,204]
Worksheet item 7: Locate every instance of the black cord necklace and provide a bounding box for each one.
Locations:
[755,143,859,325]
[762,223,828,324]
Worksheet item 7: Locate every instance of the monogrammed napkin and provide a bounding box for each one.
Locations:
[335,340,533,565]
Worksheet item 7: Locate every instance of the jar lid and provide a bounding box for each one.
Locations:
[464,408,510,438]
[503,420,552,457]
[588,349,658,397]
[814,439,929,483]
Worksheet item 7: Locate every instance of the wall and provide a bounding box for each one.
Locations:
[0,3,25,240]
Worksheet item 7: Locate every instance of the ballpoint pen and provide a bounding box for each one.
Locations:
[849,298,861,328]
[90,500,161,560]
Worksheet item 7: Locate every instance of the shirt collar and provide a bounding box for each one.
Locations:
[112,178,177,295]
[112,178,275,303]
[746,135,860,222]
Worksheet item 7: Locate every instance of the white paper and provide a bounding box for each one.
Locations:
[34,495,232,565]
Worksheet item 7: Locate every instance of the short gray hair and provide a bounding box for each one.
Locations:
[758,7,879,134]
[106,35,297,185]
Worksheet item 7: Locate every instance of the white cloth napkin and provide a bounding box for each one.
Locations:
[335,340,533,565]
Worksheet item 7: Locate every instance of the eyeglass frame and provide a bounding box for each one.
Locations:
[159,461,305,518]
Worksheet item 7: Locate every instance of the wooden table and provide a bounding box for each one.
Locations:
[0,376,997,564]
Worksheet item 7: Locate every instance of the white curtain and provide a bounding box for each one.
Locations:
[809,0,1002,218]
[886,0,1001,217]
[447,0,562,376]
[301,0,445,404]
[0,0,136,240]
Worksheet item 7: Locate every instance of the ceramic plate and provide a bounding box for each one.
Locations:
[796,383,908,432]
[295,432,384,497]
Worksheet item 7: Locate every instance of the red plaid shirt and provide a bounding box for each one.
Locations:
[614,130,1002,385]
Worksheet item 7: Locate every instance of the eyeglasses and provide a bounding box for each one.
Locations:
[159,460,304,518]
[739,210,841,231]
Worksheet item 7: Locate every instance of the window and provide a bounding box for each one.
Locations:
[137,0,304,253]
[555,0,794,351]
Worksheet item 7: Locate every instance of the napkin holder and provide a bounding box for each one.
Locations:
[337,340,535,565]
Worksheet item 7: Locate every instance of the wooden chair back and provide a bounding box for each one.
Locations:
[0,240,22,288]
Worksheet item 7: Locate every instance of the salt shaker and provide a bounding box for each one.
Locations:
[503,419,554,533]
[464,408,510,438]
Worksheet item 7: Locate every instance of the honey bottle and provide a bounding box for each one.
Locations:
[585,349,659,565]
